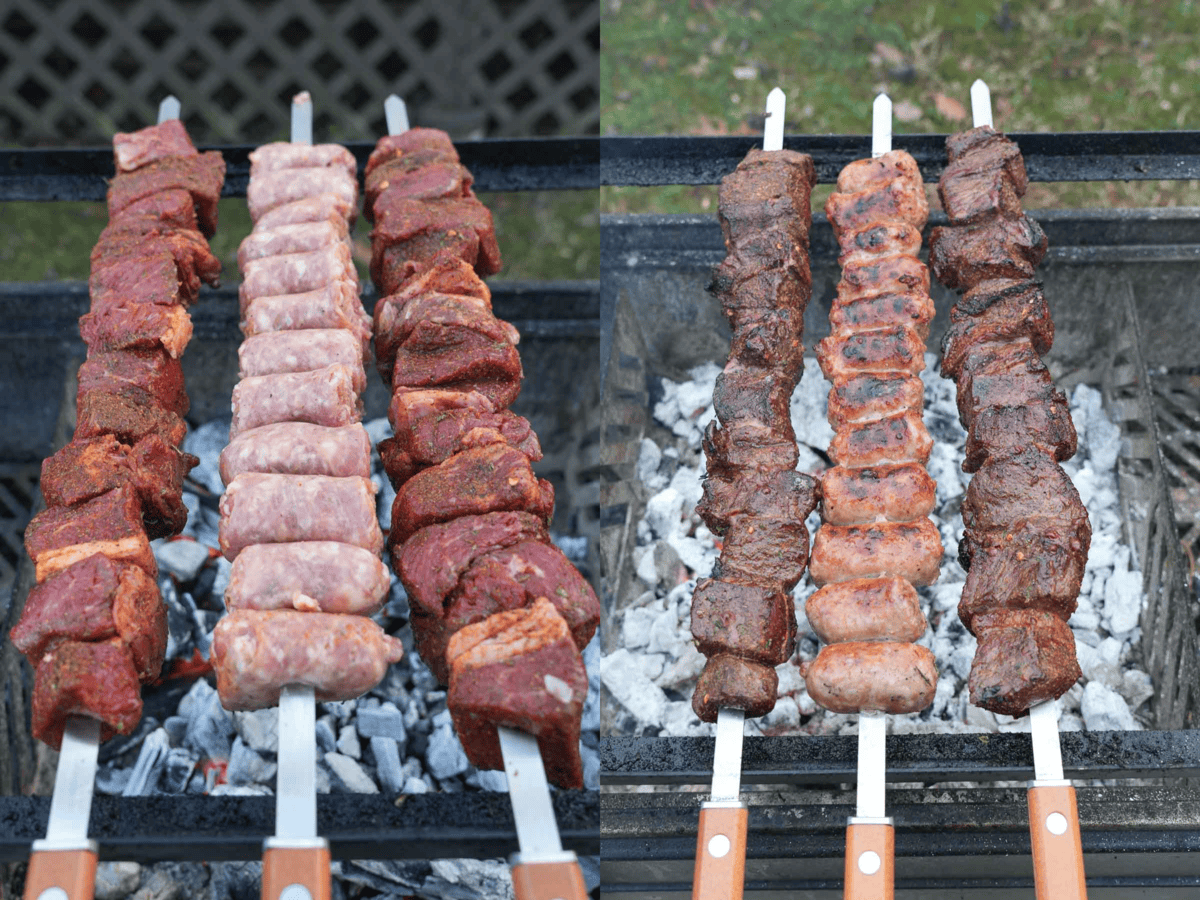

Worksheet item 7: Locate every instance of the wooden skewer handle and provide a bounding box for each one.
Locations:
[1028,783,1088,900]
[692,803,747,900]
[843,821,894,900]
[511,859,588,900]
[261,845,331,900]
[24,848,98,900]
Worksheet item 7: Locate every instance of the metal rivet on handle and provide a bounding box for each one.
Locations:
[708,834,731,858]
[280,885,314,900]
[858,850,882,875]
[1046,812,1068,835]
[37,889,69,900]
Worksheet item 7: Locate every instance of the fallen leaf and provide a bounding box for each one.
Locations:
[893,100,923,123]
[934,93,967,122]
[875,42,906,67]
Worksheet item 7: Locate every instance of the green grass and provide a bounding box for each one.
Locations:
[602,0,1200,213]
[0,193,597,284]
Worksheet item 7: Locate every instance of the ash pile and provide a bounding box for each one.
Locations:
[81,415,600,900]
[602,356,1152,739]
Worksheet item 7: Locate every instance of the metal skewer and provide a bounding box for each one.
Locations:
[970,77,1087,900]
[258,91,332,900]
[22,94,187,900]
[841,91,897,900]
[382,93,586,900]
[690,85,787,900]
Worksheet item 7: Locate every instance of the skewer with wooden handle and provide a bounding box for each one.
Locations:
[23,94,186,900]
[840,93,897,900]
[259,92,331,900]
[970,77,1087,900]
[690,85,787,900]
[381,93,586,900]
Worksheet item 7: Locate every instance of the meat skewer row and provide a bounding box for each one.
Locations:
[929,80,1089,900]
[212,92,401,714]
[807,93,940,899]
[17,100,222,900]
[365,112,600,795]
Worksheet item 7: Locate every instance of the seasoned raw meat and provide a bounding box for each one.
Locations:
[40,434,196,540]
[75,391,187,447]
[248,142,357,178]
[229,364,362,439]
[254,193,356,231]
[93,226,221,295]
[113,119,198,172]
[238,329,366,391]
[31,639,143,750]
[446,599,587,789]
[808,519,943,587]
[968,609,1081,716]
[237,221,350,269]
[246,167,357,222]
[106,151,226,237]
[89,245,188,308]
[806,641,937,713]
[239,243,356,304]
[225,542,390,615]
[376,437,420,489]
[218,473,382,560]
[691,579,796,666]
[805,576,927,644]
[77,348,189,415]
[364,128,458,179]
[390,326,523,409]
[388,389,541,466]
[820,463,936,525]
[219,422,371,482]
[116,188,198,231]
[692,653,778,723]
[79,301,193,359]
[397,512,549,619]
[24,484,156,581]
[389,444,553,544]
[212,609,403,710]
[370,195,501,292]
[365,156,473,212]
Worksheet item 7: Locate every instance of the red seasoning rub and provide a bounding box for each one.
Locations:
[929,126,1086,716]
[805,150,941,716]
[365,128,599,787]
[212,133,401,712]
[16,119,221,748]
[691,147,819,722]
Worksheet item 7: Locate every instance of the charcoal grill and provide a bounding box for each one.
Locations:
[598,132,1200,896]
[0,136,601,863]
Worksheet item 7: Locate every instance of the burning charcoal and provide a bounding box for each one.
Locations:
[324,751,378,793]
[315,716,338,753]
[95,764,133,795]
[357,702,407,743]
[122,728,170,796]
[179,678,234,761]
[232,707,278,753]
[227,737,276,785]
[336,724,361,759]
[95,861,141,900]
[370,736,404,793]
[424,709,469,779]
[163,716,188,746]
[160,577,196,662]
[162,747,196,794]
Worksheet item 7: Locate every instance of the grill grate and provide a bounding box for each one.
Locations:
[0,465,38,606]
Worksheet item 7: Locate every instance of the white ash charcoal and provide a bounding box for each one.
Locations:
[370,736,405,793]
[324,751,378,793]
[1081,681,1140,732]
[211,783,273,796]
[467,768,509,792]
[602,647,668,726]
[95,861,141,900]
[425,709,470,780]
[162,747,196,794]
[405,777,429,794]
[95,765,133,795]
[582,637,601,732]
[336,724,361,759]
[1121,669,1155,711]
[154,538,211,582]
[637,438,666,492]
[179,678,234,762]
[552,533,590,564]
[227,736,276,786]
[653,361,720,446]
[233,707,278,753]
[315,716,338,753]
[357,701,408,743]
[183,418,232,496]
[122,728,170,797]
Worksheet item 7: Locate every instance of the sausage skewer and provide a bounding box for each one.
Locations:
[380,94,588,900]
[968,79,1087,900]
[259,92,331,900]
[22,95,186,900]
[691,85,791,900]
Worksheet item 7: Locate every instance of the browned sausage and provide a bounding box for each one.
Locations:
[805,641,937,713]
[805,576,927,644]
[820,463,936,525]
[808,518,942,587]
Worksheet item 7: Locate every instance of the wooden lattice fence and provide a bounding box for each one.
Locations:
[0,0,599,146]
